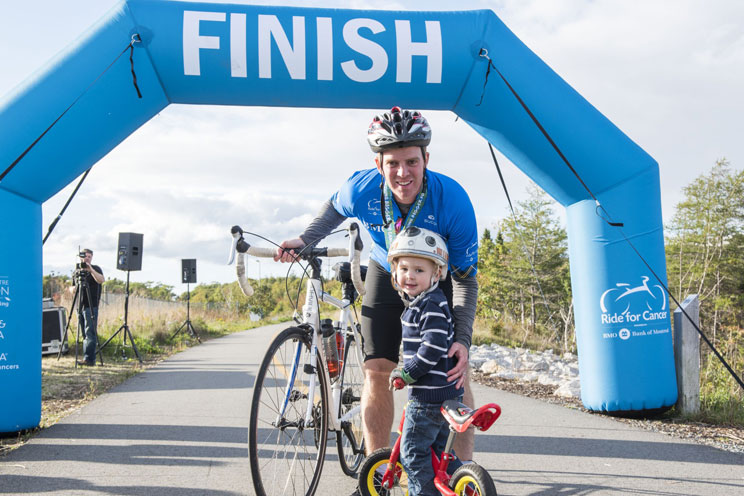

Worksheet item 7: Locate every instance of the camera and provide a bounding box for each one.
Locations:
[75,252,89,274]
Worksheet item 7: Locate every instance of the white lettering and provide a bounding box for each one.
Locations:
[317,17,333,80]
[183,11,227,76]
[0,287,7,295]
[0,330,4,339]
[601,313,624,324]
[0,353,6,361]
[258,15,306,79]
[642,310,668,321]
[341,18,388,83]
[395,20,441,83]
[231,13,247,77]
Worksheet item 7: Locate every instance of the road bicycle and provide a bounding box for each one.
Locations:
[229,223,368,496]
[357,377,501,496]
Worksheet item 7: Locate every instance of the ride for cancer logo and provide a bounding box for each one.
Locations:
[599,276,669,340]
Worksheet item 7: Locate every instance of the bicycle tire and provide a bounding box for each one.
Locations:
[358,447,409,496]
[249,326,329,496]
[450,463,497,496]
[337,331,365,476]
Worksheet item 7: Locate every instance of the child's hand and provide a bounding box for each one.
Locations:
[389,368,414,390]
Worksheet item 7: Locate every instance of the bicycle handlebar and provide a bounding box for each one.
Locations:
[228,223,366,298]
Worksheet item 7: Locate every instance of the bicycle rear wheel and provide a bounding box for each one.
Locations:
[336,330,365,476]
[450,463,497,496]
[249,326,328,496]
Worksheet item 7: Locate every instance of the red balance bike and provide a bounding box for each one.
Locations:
[358,378,501,496]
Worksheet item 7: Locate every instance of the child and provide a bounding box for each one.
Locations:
[387,226,464,496]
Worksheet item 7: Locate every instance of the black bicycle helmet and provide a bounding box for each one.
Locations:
[367,106,432,153]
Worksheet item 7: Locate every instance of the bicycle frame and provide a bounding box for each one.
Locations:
[292,268,365,432]
[379,399,502,496]
[381,408,460,496]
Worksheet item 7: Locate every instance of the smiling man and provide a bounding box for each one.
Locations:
[275,107,479,492]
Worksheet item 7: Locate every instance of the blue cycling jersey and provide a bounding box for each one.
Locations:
[331,168,478,277]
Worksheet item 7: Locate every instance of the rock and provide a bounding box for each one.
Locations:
[554,379,581,398]
[480,359,501,375]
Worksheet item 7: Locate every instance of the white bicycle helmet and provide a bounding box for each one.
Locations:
[387,226,449,280]
[367,106,432,153]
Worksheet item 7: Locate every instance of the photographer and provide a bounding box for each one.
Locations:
[75,248,105,366]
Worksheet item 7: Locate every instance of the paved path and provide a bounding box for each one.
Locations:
[1,323,743,495]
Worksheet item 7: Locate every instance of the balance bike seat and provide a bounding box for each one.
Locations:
[440,400,501,433]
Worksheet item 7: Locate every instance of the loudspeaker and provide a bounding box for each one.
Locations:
[182,259,197,284]
[42,307,68,355]
[117,232,143,271]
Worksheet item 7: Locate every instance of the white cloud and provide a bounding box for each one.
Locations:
[4,0,743,288]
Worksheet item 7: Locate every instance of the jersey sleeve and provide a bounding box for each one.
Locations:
[445,181,479,278]
[330,171,363,218]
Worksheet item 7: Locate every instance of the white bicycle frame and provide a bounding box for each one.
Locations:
[229,223,366,433]
[300,277,364,431]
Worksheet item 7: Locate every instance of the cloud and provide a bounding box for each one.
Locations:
[9,0,742,288]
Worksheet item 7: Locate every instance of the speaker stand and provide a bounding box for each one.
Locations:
[98,270,143,363]
[170,282,201,342]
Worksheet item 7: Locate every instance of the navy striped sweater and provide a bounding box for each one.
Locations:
[401,288,464,403]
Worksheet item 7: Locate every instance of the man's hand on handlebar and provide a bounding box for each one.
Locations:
[274,238,306,263]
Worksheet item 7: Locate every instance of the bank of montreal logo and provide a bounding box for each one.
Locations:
[600,276,667,318]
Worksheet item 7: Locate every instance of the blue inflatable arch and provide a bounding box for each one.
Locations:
[0,0,676,431]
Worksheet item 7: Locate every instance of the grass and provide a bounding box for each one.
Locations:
[0,302,287,457]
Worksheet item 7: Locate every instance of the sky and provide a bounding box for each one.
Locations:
[1,0,743,294]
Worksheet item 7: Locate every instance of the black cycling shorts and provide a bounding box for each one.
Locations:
[360,259,453,364]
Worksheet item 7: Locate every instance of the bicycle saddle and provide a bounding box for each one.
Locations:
[441,400,502,433]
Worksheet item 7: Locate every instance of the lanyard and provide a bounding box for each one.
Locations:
[382,176,428,249]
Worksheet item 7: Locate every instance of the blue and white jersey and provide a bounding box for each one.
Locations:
[330,168,478,277]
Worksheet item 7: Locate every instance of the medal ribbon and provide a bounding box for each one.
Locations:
[383,176,427,249]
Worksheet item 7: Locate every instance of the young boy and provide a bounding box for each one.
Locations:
[387,226,464,496]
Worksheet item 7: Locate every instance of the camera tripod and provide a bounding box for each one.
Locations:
[98,269,143,363]
[170,282,200,342]
[58,267,104,367]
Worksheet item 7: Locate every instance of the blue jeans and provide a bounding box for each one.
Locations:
[81,306,98,364]
[400,397,463,496]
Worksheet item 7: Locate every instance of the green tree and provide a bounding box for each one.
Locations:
[478,186,572,351]
[665,159,744,339]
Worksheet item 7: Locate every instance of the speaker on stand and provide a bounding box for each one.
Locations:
[99,232,144,363]
[171,259,200,342]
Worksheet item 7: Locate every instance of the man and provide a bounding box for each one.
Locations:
[275,107,479,480]
[76,248,105,366]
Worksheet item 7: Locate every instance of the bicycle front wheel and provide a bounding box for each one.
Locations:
[249,326,328,496]
[358,447,408,496]
[450,463,497,496]
[336,330,365,476]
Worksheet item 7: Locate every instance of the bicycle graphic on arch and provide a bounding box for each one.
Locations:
[600,276,667,316]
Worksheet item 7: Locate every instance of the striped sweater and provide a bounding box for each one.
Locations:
[401,288,464,403]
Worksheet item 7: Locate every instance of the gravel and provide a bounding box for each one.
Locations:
[472,370,744,454]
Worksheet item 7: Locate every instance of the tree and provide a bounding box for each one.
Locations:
[477,186,573,351]
[665,159,744,339]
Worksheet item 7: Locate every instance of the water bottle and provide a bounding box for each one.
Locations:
[321,319,339,379]
[334,321,345,370]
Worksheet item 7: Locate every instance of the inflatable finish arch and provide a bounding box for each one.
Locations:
[0,0,676,431]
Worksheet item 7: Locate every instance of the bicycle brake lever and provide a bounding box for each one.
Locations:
[227,225,244,265]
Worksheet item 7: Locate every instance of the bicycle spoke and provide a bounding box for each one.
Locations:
[337,332,366,476]
[250,327,327,496]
